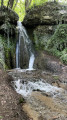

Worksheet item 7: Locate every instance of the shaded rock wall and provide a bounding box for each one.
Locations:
[0,6,19,35]
[0,6,19,69]
[20,36,29,69]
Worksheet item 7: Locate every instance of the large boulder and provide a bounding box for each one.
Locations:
[23,2,67,27]
[0,6,19,36]
[34,51,63,73]
[0,6,19,25]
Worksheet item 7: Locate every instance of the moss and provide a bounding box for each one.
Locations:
[0,34,16,69]
[19,97,25,104]
[47,24,67,50]
[53,75,59,80]
[0,116,3,119]
[46,24,67,64]
[33,25,54,50]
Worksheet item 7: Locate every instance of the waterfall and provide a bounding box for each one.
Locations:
[16,22,21,68]
[16,41,19,68]
[28,53,35,70]
[16,21,35,69]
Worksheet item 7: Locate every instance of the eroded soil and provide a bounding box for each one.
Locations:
[0,70,29,120]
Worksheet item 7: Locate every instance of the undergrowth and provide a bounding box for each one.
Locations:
[46,24,67,64]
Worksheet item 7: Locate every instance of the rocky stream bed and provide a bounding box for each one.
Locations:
[8,63,67,120]
[0,59,67,120]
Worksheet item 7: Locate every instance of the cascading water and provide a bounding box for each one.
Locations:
[16,21,35,69]
[13,79,62,97]
[16,41,19,68]
[28,53,35,70]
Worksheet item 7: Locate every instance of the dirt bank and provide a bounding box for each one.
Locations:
[0,70,29,120]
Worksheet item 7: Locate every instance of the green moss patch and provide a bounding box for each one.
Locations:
[46,24,67,64]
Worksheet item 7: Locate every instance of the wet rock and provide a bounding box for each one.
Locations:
[20,36,29,69]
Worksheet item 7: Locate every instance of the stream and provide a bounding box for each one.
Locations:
[9,69,67,120]
[9,22,67,120]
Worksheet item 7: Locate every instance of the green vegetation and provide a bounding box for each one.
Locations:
[0,35,16,69]
[19,97,25,104]
[53,75,59,80]
[46,24,67,64]
[29,0,47,8]
[14,0,25,21]
[0,116,3,119]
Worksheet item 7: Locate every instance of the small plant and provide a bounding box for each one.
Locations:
[60,54,67,64]
[53,75,59,80]
[0,116,3,119]
[19,97,25,104]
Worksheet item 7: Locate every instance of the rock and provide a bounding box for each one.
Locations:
[23,2,67,27]
[0,6,19,36]
[34,51,63,73]
[23,1,67,69]
[0,6,19,25]
[33,25,56,49]
[20,36,29,68]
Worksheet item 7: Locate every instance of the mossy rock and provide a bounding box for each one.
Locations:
[46,24,67,64]
[33,25,56,50]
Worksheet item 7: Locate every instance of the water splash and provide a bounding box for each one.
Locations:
[13,79,62,97]
[28,53,35,70]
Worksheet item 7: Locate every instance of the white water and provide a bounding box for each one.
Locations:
[13,79,62,97]
[16,21,21,68]
[16,21,35,69]
[16,42,19,68]
[28,53,35,70]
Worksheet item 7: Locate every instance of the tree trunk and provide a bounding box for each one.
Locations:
[7,0,14,9]
[25,0,32,12]
[1,0,4,9]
